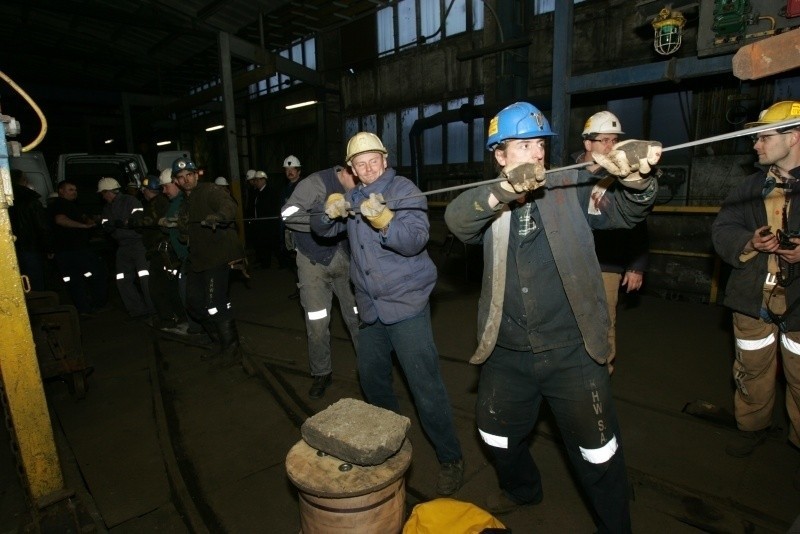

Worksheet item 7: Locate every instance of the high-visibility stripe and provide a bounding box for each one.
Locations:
[101,218,109,224]
[479,429,508,449]
[353,307,359,315]
[137,270,149,277]
[208,307,218,315]
[131,207,144,213]
[62,276,71,282]
[226,302,232,309]
[579,435,618,464]
[782,334,800,355]
[736,334,775,351]
[83,272,92,278]
[308,309,328,321]
[116,273,125,280]
[281,205,300,218]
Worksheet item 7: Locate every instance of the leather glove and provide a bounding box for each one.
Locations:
[592,140,662,180]
[324,193,352,219]
[504,162,547,192]
[201,214,223,231]
[158,217,178,228]
[360,193,393,230]
[489,162,546,204]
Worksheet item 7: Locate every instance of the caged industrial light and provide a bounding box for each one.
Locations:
[651,6,687,55]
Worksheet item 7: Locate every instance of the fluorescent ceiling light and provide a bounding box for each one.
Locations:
[104,138,114,144]
[205,124,225,132]
[285,100,318,110]
[156,140,172,146]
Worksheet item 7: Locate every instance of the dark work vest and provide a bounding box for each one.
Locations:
[292,167,349,266]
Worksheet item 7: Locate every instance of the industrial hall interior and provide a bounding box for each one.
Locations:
[3,0,800,532]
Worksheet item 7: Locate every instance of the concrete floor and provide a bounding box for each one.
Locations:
[2,228,800,533]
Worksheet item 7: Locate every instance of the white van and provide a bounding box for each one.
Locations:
[9,151,54,206]
[156,150,192,172]
[56,153,149,215]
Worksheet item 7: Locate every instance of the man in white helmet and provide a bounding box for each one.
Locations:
[281,155,304,276]
[246,170,281,269]
[98,176,156,318]
[313,132,465,497]
[576,110,649,375]
[712,101,800,483]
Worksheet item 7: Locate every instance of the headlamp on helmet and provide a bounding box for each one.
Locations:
[172,157,197,175]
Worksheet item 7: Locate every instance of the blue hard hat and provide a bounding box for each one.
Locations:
[141,174,161,191]
[171,157,197,174]
[485,102,557,151]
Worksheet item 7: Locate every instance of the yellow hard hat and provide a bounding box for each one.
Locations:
[346,132,387,163]
[745,101,800,128]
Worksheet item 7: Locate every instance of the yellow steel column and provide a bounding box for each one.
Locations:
[0,168,64,502]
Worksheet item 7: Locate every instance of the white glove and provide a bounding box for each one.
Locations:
[593,140,662,179]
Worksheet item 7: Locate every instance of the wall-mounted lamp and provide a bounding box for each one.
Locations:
[104,138,114,144]
[652,7,686,56]
[205,124,225,132]
[285,100,318,110]
[156,140,172,146]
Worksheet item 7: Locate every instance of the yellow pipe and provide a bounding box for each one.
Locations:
[0,193,64,501]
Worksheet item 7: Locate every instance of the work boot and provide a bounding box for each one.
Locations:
[308,373,332,399]
[484,489,541,516]
[725,429,768,458]
[436,459,464,496]
[208,320,241,369]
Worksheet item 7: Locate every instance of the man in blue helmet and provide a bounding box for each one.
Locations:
[170,157,246,367]
[444,102,661,532]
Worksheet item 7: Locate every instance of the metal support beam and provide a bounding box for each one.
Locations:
[550,1,574,167]
[0,115,65,503]
[218,33,244,244]
[567,55,733,94]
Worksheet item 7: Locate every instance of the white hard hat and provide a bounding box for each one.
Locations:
[159,168,173,185]
[97,177,122,192]
[214,177,229,186]
[255,170,267,179]
[346,132,387,163]
[283,155,301,168]
[582,111,624,138]
[245,169,256,180]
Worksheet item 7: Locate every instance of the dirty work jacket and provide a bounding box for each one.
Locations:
[281,166,348,266]
[444,169,657,364]
[311,168,436,325]
[712,167,800,330]
[179,183,244,272]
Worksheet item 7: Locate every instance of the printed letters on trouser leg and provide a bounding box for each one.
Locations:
[476,347,543,504]
[296,252,334,376]
[387,306,461,464]
[781,331,800,447]
[544,344,631,534]
[732,311,779,432]
[357,321,401,412]
[186,264,232,325]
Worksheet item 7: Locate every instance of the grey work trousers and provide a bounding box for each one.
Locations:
[296,249,360,376]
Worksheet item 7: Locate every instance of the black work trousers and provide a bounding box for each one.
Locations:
[477,343,631,534]
[185,263,232,325]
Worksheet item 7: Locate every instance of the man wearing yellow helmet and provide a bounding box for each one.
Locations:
[712,101,800,486]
